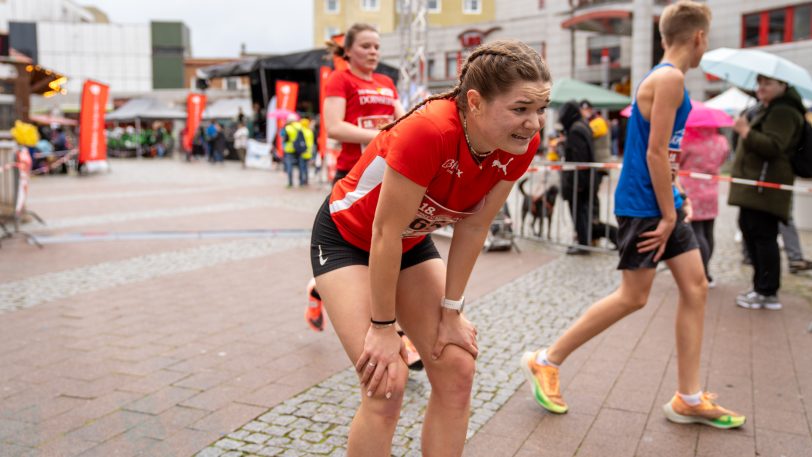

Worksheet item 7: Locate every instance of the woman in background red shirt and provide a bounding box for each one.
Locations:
[323,23,406,183]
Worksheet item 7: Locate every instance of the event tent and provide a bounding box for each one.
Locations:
[203,98,252,120]
[196,48,400,113]
[106,98,186,122]
[549,78,631,110]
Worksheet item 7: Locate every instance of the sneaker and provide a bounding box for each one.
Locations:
[663,392,746,429]
[789,259,812,274]
[520,351,568,414]
[400,333,423,371]
[305,278,324,332]
[736,291,782,310]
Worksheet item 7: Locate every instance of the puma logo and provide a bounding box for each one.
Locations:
[318,245,328,266]
[492,157,514,175]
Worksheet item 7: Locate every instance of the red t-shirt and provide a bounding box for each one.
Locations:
[329,99,539,252]
[324,69,399,172]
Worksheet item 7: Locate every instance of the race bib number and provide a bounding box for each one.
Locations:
[359,115,394,152]
[402,194,485,238]
[668,148,680,181]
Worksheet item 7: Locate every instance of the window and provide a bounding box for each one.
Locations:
[742,3,812,47]
[742,13,760,47]
[325,0,339,13]
[767,9,786,44]
[361,0,379,11]
[427,0,441,12]
[427,58,436,80]
[463,0,481,14]
[325,26,340,41]
[445,52,459,79]
[794,5,812,42]
[538,0,545,8]
[587,35,620,66]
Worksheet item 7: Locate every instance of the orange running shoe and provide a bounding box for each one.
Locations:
[520,351,568,414]
[663,392,746,429]
[399,331,423,371]
[305,278,324,332]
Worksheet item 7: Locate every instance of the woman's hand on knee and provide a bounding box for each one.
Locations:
[431,310,478,361]
[355,325,408,399]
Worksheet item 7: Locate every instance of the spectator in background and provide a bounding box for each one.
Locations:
[280,115,308,187]
[298,117,315,185]
[206,121,218,162]
[679,127,729,287]
[234,121,249,168]
[211,123,227,164]
[558,100,594,255]
[729,75,806,310]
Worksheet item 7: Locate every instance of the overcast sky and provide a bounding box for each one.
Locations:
[84,0,314,57]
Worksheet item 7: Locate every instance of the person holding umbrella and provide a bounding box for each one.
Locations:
[729,75,806,310]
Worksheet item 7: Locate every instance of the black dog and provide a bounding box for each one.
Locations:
[518,178,559,239]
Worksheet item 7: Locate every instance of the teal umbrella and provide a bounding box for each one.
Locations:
[700,47,812,100]
[549,78,631,110]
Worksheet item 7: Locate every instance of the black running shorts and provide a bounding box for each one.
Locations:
[310,197,442,277]
[616,210,699,270]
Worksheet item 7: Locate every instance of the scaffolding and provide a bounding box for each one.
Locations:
[397,0,428,110]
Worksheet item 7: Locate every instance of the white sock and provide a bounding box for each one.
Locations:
[678,390,703,406]
[534,349,559,368]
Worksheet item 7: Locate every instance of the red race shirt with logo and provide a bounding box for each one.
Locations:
[324,68,399,172]
[329,99,539,252]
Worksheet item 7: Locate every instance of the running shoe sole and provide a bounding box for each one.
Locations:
[662,402,746,429]
[520,352,568,414]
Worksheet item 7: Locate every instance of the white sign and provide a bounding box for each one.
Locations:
[245,139,272,170]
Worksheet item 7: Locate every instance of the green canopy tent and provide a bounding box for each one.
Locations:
[549,78,631,110]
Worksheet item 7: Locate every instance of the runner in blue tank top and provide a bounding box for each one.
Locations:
[521,0,746,434]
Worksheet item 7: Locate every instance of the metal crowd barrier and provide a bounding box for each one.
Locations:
[510,161,619,253]
[0,143,44,247]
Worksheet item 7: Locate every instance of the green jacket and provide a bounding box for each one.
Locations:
[727,87,805,221]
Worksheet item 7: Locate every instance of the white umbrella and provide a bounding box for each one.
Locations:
[700,47,812,100]
[704,87,757,116]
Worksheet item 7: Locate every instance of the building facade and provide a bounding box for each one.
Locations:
[312,0,494,44]
[367,0,812,102]
[1,0,192,93]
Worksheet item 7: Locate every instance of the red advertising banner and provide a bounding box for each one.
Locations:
[318,66,331,159]
[275,80,299,157]
[78,80,109,165]
[183,93,207,152]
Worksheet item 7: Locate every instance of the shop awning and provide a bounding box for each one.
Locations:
[561,10,633,35]
[106,98,186,122]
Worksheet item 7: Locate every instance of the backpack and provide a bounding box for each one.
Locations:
[292,128,308,154]
[791,120,812,178]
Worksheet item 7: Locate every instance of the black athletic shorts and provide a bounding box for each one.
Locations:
[616,210,699,270]
[310,197,442,277]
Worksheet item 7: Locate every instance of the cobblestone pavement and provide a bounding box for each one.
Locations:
[197,254,620,457]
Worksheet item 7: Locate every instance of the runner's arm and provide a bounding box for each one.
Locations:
[370,165,429,322]
[646,71,683,223]
[445,179,515,302]
[323,96,380,145]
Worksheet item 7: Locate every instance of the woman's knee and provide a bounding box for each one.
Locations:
[427,348,476,407]
[362,368,409,422]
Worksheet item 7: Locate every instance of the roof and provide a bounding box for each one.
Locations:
[106,98,186,121]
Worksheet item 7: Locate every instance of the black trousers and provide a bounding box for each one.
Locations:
[690,219,715,280]
[566,193,591,246]
[738,208,780,296]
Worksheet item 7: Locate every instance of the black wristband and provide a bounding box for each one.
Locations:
[370,317,396,326]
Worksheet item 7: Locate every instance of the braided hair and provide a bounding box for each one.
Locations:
[383,40,551,131]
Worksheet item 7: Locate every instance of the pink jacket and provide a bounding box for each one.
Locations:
[679,128,730,221]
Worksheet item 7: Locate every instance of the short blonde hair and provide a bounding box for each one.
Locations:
[659,0,711,46]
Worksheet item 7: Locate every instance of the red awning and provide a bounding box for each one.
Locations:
[561,10,633,35]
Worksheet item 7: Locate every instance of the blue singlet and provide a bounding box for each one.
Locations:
[615,62,692,218]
